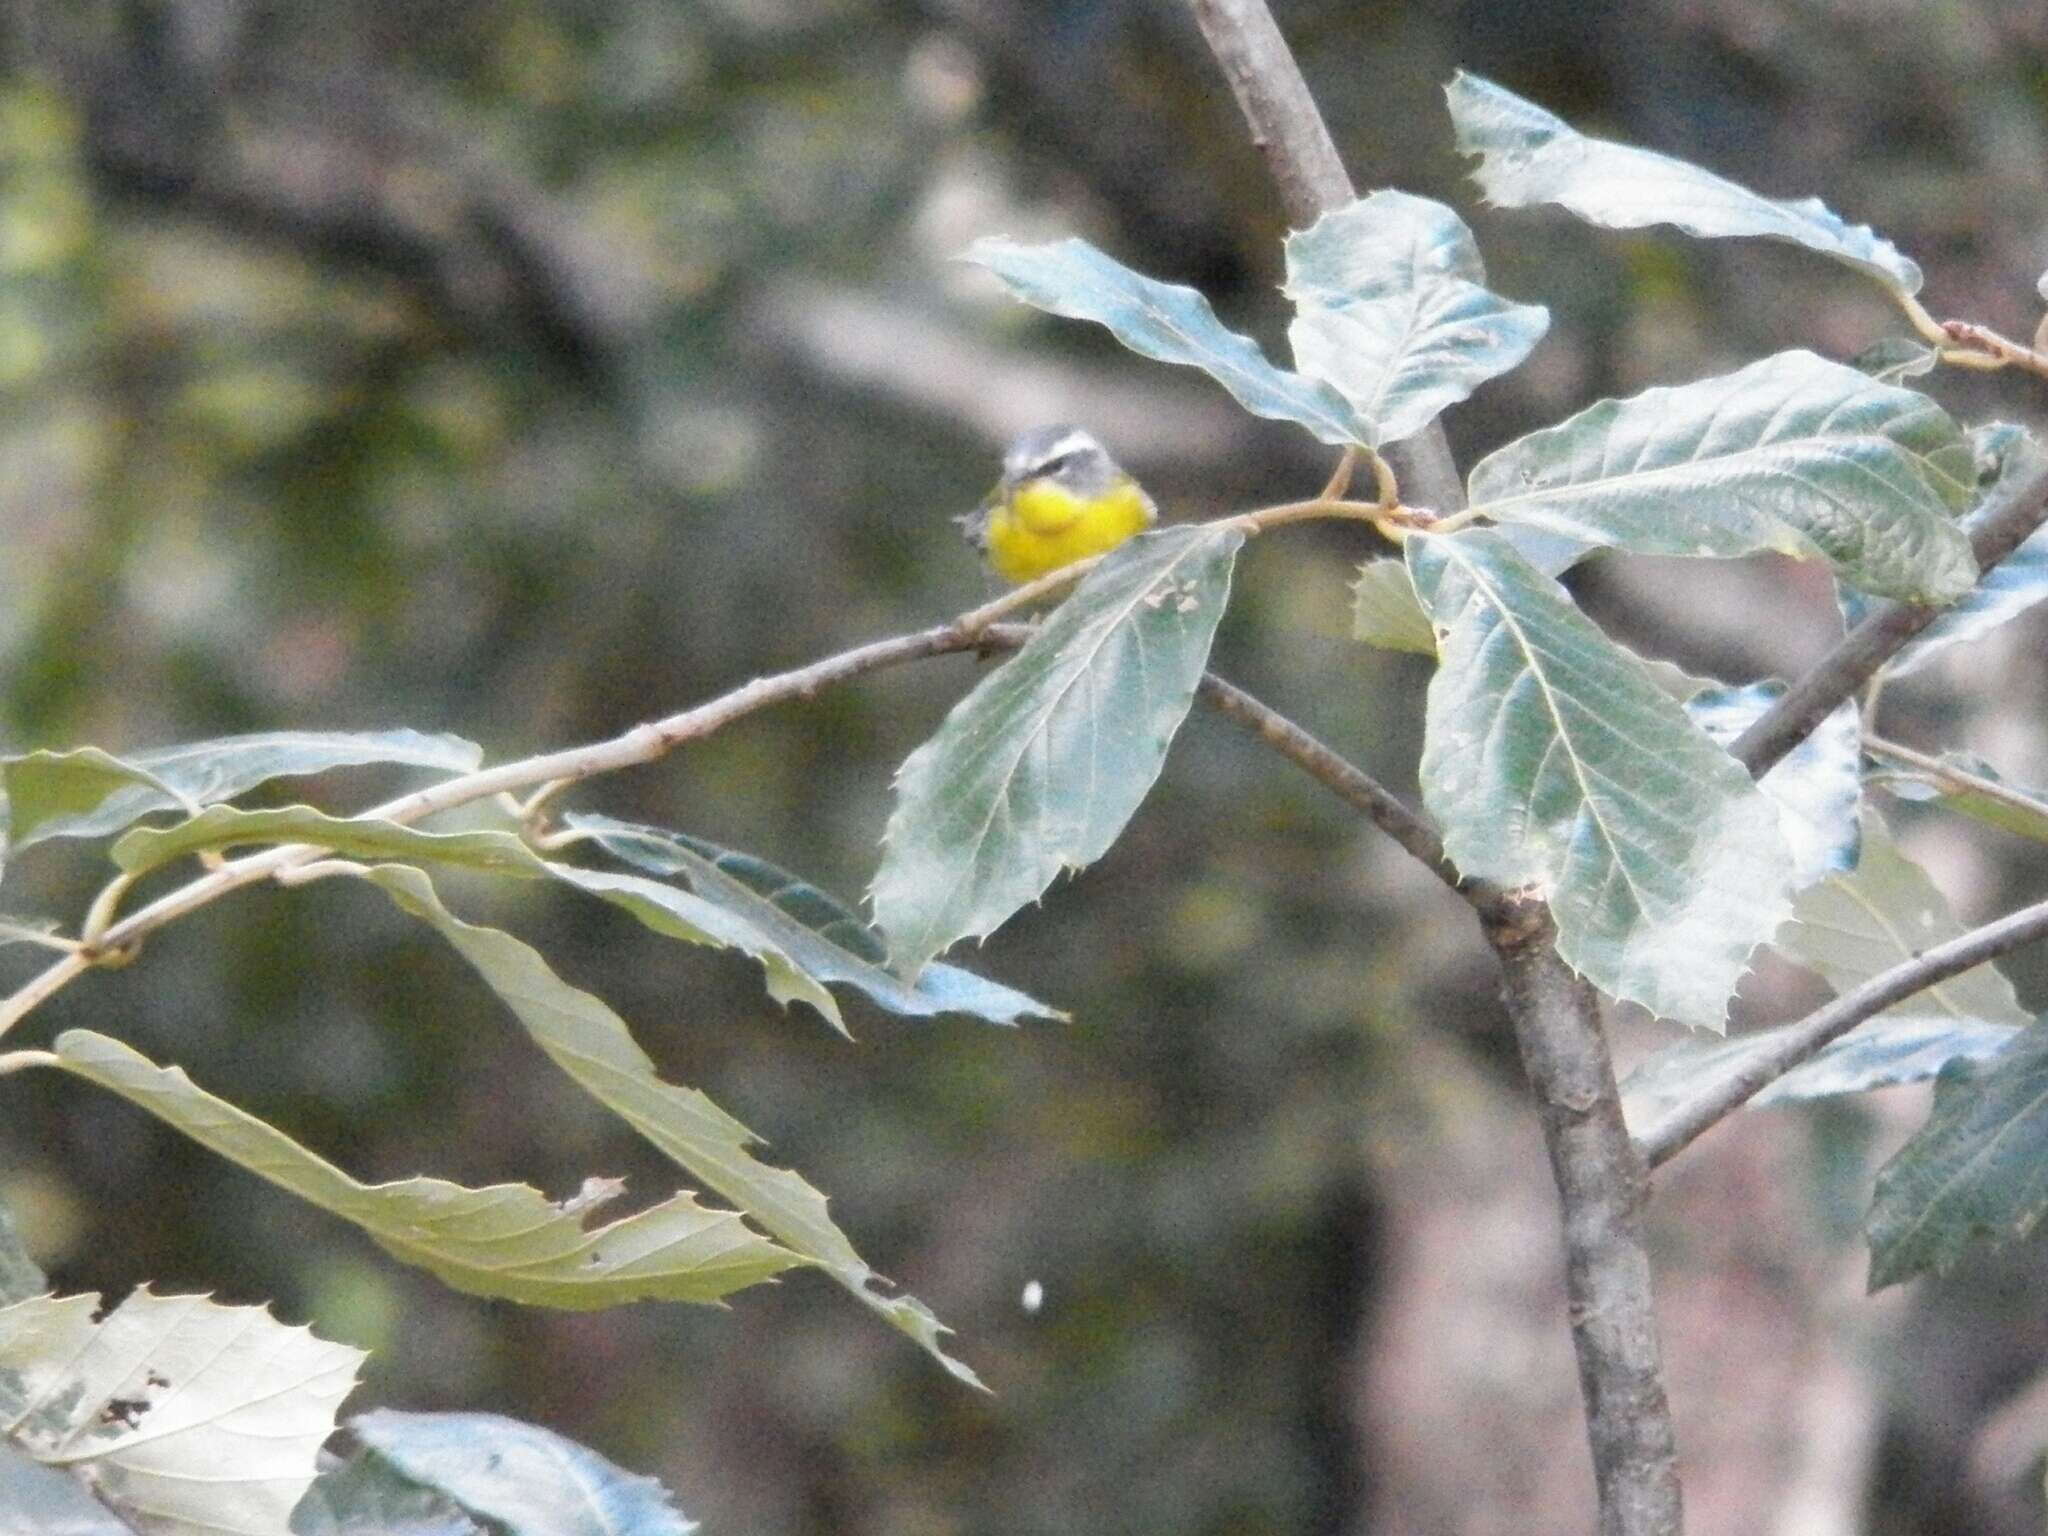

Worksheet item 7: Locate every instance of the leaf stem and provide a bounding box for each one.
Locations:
[0,1050,58,1077]
[1864,735,2048,826]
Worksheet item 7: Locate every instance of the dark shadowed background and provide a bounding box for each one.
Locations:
[4,2,2048,1532]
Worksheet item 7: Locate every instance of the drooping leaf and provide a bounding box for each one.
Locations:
[292,1449,484,1536]
[360,864,982,1386]
[0,1196,42,1307]
[966,236,1368,446]
[1351,558,1439,655]
[1867,747,2048,844]
[50,1030,800,1306]
[347,1411,695,1536]
[874,524,1241,979]
[1466,350,1977,602]
[1408,528,1794,1027]
[1859,423,2048,677]
[1622,1014,2022,1139]
[1685,681,1861,888]
[1778,813,2031,1030]
[1282,191,1549,447]
[1867,1017,2048,1288]
[1853,337,1939,385]
[2,730,481,852]
[0,1287,362,1536]
[565,815,1065,1028]
[1445,71,1924,297]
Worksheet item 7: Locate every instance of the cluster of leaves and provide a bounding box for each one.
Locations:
[8,69,2048,1532]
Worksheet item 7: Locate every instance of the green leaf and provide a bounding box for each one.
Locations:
[565,815,1066,1028]
[348,1410,695,1536]
[0,1196,43,1307]
[1867,1017,2048,1288]
[966,236,1368,446]
[1853,337,1939,385]
[1466,350,1977,603]
[2,730,481,852]
[361,864,982,1387]
[1685,682,1861,889]
[1778,814,2031,1030]
[1282,191,1549,448]
[1867,749,2048,844]
[1408,529,1794,1027]
[1623,1013,2024,1140]
[873,524,1241,978]
[1865,423,2048,677]
[0,1287,363,1536]
[1351,558,1438,655]
[293,1450,484,1536]
[50,1030,800,1306]
[1445,71,1924,297]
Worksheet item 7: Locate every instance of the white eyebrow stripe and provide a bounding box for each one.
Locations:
[1011,429,1103,475]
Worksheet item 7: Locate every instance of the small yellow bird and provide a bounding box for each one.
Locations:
[957,426,1158,584]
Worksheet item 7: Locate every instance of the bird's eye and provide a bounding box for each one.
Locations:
[1034,453,1072,478]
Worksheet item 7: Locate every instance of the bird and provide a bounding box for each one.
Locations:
[956,425,1157,584]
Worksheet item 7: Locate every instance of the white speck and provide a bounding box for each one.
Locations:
[1021,1279,1044,1314]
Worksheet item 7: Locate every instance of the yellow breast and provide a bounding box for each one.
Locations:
[984,479,1156,584]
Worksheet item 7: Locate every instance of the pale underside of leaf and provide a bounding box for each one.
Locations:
[1466,349,1977,603]
[50,1030,801,1307]
[1410,528,1793,1027]
[873,524,1241,979]
[1684,681,1861,890]
[1444,70,1923,297]
[1351,559,1438,655]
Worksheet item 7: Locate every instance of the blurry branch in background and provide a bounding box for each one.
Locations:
[1181,2,1684,1532]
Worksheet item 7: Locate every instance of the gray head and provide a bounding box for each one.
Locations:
[1000,425,1125,495]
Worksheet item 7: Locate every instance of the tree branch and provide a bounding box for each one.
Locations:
[1640,892,2048,1167]
[1180,5,1675,1531]
[1731,457,2048,777]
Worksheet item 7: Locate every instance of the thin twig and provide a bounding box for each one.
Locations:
[1640,893,2048,1167]
[1937,320,2048,379]
[1730,455,2048,777]
[1865,735,2048,826]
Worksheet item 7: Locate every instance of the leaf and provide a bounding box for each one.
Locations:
[0,1196,42,1307]
[108,804,852,1028]
[348,1410,695,1536]
[0,1287,362,1536]
[1445,70,1924,297]
[2,730,481,852]
[50,1030,800,1306]
[564,815,1066,1028]
[1778,813,2032,1031]
[1853,337,1939,385]
[1866,423,2048,677]
[1867,749,2048,844]
[1622,1014,2023,1139]
[1866,1017,2048,1288]
[1684,681,1861,889]
[874,524,1241,978]
[1465,350,1978,603]
[360,864,983,1387]
[1282,191,1549,447]
[966,236,1368,446]
[0,1442,133,1535]
[1351,559,1438,655]
[1408,529,1793,1028]
[293,1450,484,1536]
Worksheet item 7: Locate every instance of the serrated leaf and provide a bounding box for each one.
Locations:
[360,864,982,1387]
[874,525,1240,978]
[1853,337,1939,385]
[50,1030,800,1306]
[0,1287,362,1536]
[565,815,1065,1028]
[348,1411,695,1536]
[1867,1017,2048,1288]
[966,236,1368,446]
[1866,423,2048,677]
[108,804,850,1027]
[1779,813,2031,1030]
[1622,1014,2023,1139]
[292,1450,483,1536]
[1282,191,1549,447]
[1685,681,1861,888]
[2,730,481,852]
[1466,350,1977,602]
[1867,748,2048,844]
[1409,528,1794,1027]
[1445,71,1923,297]
[1351,559,1438,654]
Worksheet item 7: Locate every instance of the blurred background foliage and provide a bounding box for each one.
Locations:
[3,2,2048,1533]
